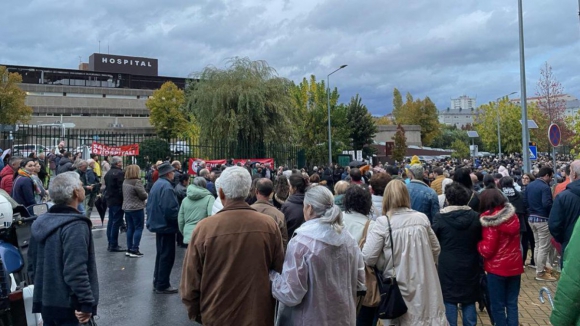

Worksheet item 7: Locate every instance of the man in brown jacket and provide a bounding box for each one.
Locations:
[430,167,446,195]
[251,178,288,250]
[180,166,285,325]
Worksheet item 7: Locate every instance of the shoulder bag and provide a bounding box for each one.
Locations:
[358,220,380,307]
[375,215,408,319]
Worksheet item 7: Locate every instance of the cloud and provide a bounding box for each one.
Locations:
[1,0,579,115]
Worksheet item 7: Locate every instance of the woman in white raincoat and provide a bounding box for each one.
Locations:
[362,180,448,326]
[270,185,366,326]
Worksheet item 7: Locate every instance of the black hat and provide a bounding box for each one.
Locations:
[157,161,175,176]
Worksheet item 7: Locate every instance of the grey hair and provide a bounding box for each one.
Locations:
[304,185,344,233]
[76,159,88,167]
[193,177,207,189]
[111,156,122,166]
[49,172,82,205]
[409,164,424,180]
[570,160,580,182]
[199,169,210,178]
[218,166,251,200]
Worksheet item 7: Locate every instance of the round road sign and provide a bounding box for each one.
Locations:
[548,123,561,147]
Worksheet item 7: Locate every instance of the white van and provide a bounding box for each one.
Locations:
[12,144,48,157]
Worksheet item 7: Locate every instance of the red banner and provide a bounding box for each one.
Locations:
[188,158,274,175]
[91,142,140,156]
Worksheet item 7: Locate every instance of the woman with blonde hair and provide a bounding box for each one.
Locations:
[271,185,365,325]
[333,180,349,211]
[362,180,447,326]
[122,164,148,257]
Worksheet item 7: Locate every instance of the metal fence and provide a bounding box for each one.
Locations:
[1,126,304,169]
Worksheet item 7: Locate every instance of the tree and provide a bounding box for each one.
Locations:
[392,88,403,116]
[347,94,377,159]
[536,62,566,123]
[392,124,407,163]
[290,75,346,165]
[0,66,32,125]
[567,111,580,158]
[186,57,298,148]
[373,115,394,125]
[451,139,470,159]
[136,138,171,169]
[392,89,441,146]
[147,81,191,140]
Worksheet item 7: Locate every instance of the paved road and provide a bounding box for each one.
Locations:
[91,222,198,326]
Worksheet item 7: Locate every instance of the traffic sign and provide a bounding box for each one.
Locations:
[548,123,561,147]
[529,145,537,160]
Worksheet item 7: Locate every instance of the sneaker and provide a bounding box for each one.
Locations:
[128,251,143,258]
[125,251,132,257]
[535,272,557,282]
[528,264,536,269]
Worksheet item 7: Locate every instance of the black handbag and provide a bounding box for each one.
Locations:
[375,215,408,320]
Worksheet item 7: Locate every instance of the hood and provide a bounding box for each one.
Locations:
[480,203,518,234]
[186,185,212,200]
[439,206,477,230]
[295,218,350,247]
[274,193,287,205]
[287,193,305,205]
[59,157,72,166]
[498,166,509,177]
[32,205,90,242]
[566,180,580,197]
[0,166,13,178]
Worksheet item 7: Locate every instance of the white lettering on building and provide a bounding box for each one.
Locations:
[100,57,154,68]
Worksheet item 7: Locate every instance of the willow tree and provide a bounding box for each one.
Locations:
[186,58,298,151]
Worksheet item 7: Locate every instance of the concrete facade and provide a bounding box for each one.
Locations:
[438,108,477,128]
[374,125,422,146]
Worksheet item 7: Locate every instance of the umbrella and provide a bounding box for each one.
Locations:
[94,195,107,226]
[348,160,366,168]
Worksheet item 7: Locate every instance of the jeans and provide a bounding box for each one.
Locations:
[106,205,125,248]
[529,220,552,274]
[444,302,476,326]
[486,273,521,326]
[522,219,535,264]
[125,209,144,251]
[356,305,378,326]
[153,233,176,290]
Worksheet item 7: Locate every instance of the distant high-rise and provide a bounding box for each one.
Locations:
[438,95,477,128]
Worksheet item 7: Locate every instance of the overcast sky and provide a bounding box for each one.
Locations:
[1,0,579,115]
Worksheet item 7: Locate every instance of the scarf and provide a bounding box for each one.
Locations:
[17,168,41,195]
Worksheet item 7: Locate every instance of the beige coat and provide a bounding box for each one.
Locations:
[180,200,285,326]
[362,208,448,326]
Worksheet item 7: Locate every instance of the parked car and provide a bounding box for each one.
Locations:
[170,141,190,155]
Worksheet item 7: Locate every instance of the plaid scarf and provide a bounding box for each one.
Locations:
[17,168,41,195]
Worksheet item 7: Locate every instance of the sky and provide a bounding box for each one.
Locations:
[1,0,580,115]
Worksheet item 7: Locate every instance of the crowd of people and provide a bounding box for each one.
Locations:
[2,147,580,325]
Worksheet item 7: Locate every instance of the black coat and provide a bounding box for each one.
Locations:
[281,193,305,239]
[104,166,124,207]
[503,187,527,233]
[433,208,482,304]
[549,180,580,258]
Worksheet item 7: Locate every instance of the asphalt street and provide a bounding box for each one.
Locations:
[91,216,199,326]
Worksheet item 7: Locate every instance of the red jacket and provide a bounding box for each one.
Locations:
[478,203,524,277]
[0,165,15,194]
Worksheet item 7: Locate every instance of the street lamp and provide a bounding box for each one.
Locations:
[496,91,517,160]
[327,64,347,167]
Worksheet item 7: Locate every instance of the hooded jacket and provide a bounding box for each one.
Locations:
[433,206,482,304]
[0,165,15,194]
[502,186,527,233]
[56,157,74,175]
[29,204,99,320]
[271,219,365,326]
[281,192,305,239]
[478,203,524,277]
[549,180,580,262]
[178,185,214,244]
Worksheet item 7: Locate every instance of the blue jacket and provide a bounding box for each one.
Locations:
[406,180,440,223]
[29,204,98,319]
[146,177,180,234]
[11,175,36,209]
[549,180,580,262]
[524,179,552,218]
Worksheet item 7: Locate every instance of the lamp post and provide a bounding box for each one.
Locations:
[518,0,531,173]
[327,64,347,167]
[496,92,517,160]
